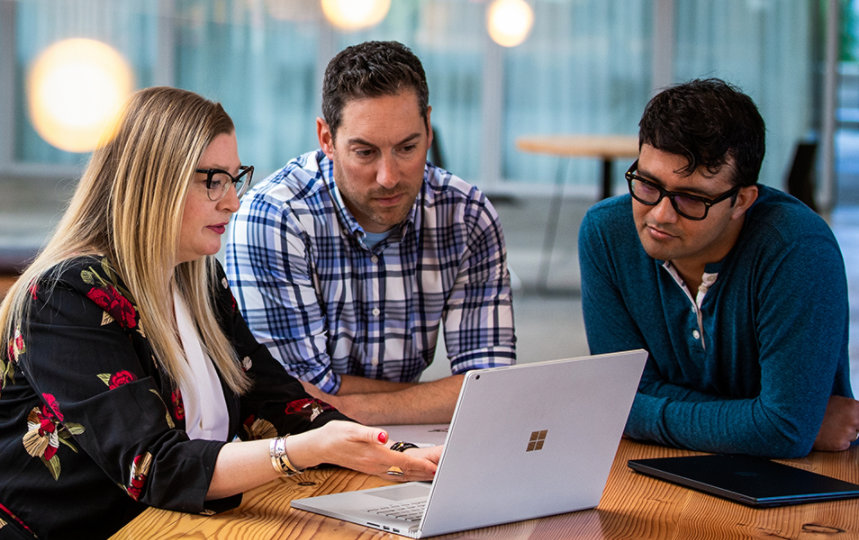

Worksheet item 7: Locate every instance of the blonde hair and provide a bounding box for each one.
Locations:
[0,86,250,394]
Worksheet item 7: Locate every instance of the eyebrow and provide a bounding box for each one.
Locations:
[347,133,422,148]
[635,167,723,198]
[196,167,243,181]
[198,164,242,172]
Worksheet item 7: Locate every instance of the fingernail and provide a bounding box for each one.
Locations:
[378,431,388,443]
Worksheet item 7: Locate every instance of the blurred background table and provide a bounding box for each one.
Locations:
[112,438,859,539]
[516,134,639,200]
[515,134,639,291]
[0,274,18,300]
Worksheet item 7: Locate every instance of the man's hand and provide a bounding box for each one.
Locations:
[813,395,859,452]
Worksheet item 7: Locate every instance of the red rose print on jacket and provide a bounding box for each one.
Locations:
[127,453,152,501]
[241,414,277,440]
[86,285,138,329]
[109,370,137,389]
[171,389,185,421]
[41,393,64,421]
[97,370,138,390]
[6,327,25,365]
[22,404,84,480]
[24,405,59,460]
[284,398,333,422]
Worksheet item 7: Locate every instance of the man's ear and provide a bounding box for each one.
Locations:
[317,117,335,159]
[731,185,759,220]
[425,105,433,148]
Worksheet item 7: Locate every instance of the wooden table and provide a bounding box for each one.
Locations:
[515,134,639,290]
[112,439,859,539]
[0,274,19,301]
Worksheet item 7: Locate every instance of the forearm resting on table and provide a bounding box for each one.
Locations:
[627,390,850,458]
[207,436,314,500]
[303,374,465,425]
[337,374,418,394]
[207,422,440,499]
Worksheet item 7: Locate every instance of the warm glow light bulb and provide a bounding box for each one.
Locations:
[487,0,534,48]
[320,0,391,31]
[27,38,134,153]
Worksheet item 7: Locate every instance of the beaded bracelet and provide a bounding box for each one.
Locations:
[269,435,303,476]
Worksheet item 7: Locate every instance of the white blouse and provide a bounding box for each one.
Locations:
[173,289,229,441]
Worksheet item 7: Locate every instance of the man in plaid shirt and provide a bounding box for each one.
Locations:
[226,41,516,425]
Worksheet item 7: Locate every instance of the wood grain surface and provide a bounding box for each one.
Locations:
[112,439,859,539]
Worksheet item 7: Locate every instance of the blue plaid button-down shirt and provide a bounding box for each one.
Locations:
[226,150,516,393]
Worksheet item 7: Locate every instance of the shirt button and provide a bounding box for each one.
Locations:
[372,307,380,317]
[371,255,379,264]
[692,329,700,340]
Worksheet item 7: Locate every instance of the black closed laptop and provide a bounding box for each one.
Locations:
[628,454,859,508]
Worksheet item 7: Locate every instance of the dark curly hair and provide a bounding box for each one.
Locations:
[639,78,765,187]
[321,40,429,141]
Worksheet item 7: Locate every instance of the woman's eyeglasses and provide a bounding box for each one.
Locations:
[195,165,254,201]
[625,160,739,220]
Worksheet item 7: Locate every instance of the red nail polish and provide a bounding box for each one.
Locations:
[378,432,388,443]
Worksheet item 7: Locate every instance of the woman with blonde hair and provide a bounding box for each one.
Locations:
[0,86,438,540]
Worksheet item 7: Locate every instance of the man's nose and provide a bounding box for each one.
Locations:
[649,195,678,222]
[376,155,398,189]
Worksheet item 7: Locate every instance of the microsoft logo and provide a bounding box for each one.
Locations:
[526,429,548,452]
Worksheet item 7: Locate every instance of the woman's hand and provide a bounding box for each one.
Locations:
[287,420,439,482]
[399,445,442,466]
[208,421,441,500]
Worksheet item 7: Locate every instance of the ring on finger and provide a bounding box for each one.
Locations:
[386,466,405,477]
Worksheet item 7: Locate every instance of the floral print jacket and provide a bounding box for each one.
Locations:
[0,256,346,539]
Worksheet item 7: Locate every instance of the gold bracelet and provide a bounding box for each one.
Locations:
[269,435,303,476]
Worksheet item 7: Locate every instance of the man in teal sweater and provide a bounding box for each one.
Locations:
[579,78,859,458]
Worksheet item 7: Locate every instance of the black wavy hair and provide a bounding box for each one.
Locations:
[639,78,765,187]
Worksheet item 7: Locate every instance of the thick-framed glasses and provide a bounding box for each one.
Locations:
[625,160,739,220]
[195,165,254,201]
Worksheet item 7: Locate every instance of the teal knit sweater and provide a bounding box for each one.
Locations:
[579,186,852,458]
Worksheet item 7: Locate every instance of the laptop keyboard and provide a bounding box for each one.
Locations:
[369,500,426,522]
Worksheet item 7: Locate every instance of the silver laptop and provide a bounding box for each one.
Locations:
[291,349,647,538]
[377,423,450,448]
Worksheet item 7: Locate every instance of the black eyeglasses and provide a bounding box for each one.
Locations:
[195,165,254,201]
[625,161,739,220]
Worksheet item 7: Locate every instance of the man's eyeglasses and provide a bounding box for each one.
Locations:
[195,165,254,201]
[625,160,739,220]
